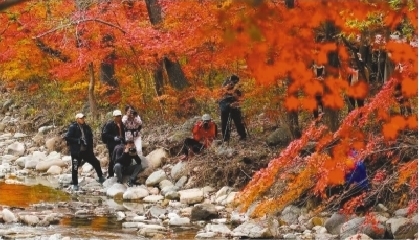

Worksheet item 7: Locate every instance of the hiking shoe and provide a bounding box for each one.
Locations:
[98,176,106,184]
[72,185,79,191]
[128,180,140,187]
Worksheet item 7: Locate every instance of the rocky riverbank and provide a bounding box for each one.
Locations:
[0,97,417,239]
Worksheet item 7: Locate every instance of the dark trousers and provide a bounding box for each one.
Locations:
[107,147,115,177]
[348,97,365,112]
[182,138,204,156]
[221,108,246,141]
[71,150,103,185]
[114,163,142,183]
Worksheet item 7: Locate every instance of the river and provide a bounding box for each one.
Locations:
[0,176,200,239]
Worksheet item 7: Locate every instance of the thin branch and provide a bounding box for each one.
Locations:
[0,0,29,11]
[34,18,126,39]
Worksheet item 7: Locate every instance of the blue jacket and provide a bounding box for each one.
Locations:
[345,161,369,190]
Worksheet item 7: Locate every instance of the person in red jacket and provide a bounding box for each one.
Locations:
[180,114,218,160]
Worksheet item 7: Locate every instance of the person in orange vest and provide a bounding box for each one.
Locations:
[180,114,218,161]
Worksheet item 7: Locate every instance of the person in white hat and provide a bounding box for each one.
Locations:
[122,105,143,157]
[101,109,125,178]
[64,113,106,191]
[179,114,218,161]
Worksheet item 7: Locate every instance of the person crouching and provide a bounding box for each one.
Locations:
[113,139,143,187]
[180,114,218,161]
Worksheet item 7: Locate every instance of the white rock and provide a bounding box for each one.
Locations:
[6,142,25,157]
[2,209,17,222]
[116,211,126,220]
[106,183,127,197]
[82,163,93,173]
[205,223,232,235]
[215,186,233,199]
[169,217,190,226]
[47,165,62,175]
[195,232,217,239]
[145,170,167,186]
[25,160,39,169]
[35,160,67,172]
[123,187,149,200]
[179,188,204,205]
[13,133,27,138]
[15,157,27,168]
[143,195,164,203]
[145,148,168,169]
[170,161,186,182]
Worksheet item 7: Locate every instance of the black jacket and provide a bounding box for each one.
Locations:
[113,144,142,168]
[64,122,94,155]
[102,121,126,150]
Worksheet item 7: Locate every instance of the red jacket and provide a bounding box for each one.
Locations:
[192,121,217,147]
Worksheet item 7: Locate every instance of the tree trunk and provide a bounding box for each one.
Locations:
[163,57,189,90]
[100,51,118,88]
[283,0,301,139]
[154,62,165,96]
[145,0,189,93]
[88,62,98,121]
[323,21,340,132]
[145,0,162,25]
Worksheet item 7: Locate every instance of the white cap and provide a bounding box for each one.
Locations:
[113,110,122,116]
[75,113,85,119]
[202,114,211,121]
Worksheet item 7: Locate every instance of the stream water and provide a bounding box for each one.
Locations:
[0,177,199,239]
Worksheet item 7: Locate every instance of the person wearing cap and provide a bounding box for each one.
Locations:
[218,74,247,142]
[102,109,126,178]
[112,139,143,186]
[64,113,106,191]
[180,114,218,161]
[122,105,143,156]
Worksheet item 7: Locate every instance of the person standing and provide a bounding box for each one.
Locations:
[102,110,125,178]
[64,113,105,191]
[218,74,247,142]
[122,105,143,156]
[112,139,143,186]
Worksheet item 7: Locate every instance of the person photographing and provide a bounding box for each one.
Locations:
[122,105,143,156]
[112,139,143,186]
[180,114,217,161]
[218,74,247,142]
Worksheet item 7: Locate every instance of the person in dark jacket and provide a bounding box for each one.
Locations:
[113,139,143,186]
[64,113,105,191]
[102,110,125,178]
[218,74,247,142]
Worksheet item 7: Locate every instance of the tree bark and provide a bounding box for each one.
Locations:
[145,0,189,94]
[0,0,29,11]
[88,62,98,121]
[163,57,189,90]
[323,21,340,132]
[145,0,162,25]
[283,0,301,139]
[100,51,118,88]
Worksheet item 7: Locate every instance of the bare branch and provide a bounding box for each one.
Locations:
[0,0,29,11]
[34,18,126,39]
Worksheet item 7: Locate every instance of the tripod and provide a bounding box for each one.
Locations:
[222,110,250,145]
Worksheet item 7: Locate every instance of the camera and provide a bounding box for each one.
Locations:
[80,138,87,146]
[129,109,138,116]
[128,147,137,153]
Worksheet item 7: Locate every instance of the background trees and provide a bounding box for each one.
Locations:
[0,0,417,215]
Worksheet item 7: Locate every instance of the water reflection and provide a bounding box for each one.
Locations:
[0,181,69,207]
[0,179,200,239]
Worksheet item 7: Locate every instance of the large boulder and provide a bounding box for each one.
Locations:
[191,204,218,221]
[266,125,292,147]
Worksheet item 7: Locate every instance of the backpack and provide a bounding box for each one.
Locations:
[101,120,112,144]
